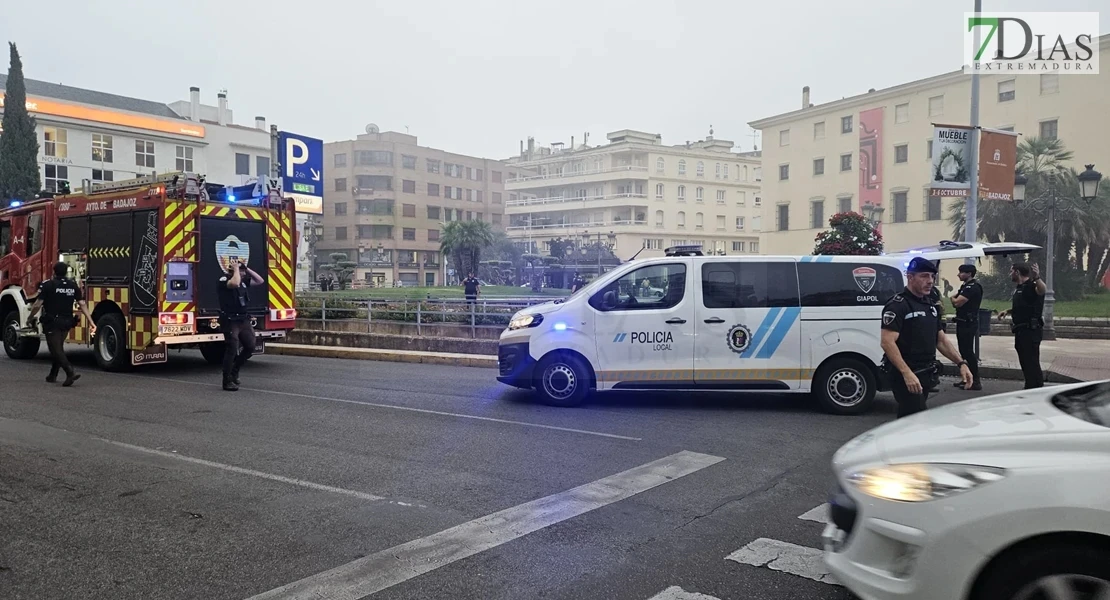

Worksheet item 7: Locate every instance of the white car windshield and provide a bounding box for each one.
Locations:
[1052,382,1110,427]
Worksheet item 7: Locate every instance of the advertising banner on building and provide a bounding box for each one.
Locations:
[978,128,1020,201]
[859,107,884,225]
[929,125,974,197]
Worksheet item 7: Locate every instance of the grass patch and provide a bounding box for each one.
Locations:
[298,285,569,300]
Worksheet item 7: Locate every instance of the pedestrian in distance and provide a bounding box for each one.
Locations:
[463,272,481,306]
[880,257,974,419]
[27,261,95,387]
[950,264,984,390]
[997,262,1047,389]
[218,259,263,391]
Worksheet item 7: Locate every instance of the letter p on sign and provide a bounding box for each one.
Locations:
[285,138,309,177]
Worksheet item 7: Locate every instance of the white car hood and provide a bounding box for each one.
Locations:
[513,300,567,318]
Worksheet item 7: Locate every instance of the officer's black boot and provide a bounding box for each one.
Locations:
[46,369,59,383]
[230,365,241,386]
[223,375,239,391]
[62,371,80,387]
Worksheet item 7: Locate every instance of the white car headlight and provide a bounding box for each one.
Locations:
[508,313,543,330]
[847,463,1007,503]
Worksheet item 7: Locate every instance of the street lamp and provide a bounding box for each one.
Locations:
[1011,164,1103,340]
[861,202,885,229]
[581,230,617,275]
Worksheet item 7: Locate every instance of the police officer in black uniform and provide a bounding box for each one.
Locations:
[570,272,587,293]
[950,264,984,390]
[217,259,264,391]
[880,257,973,418]
[27,262,95,386]
[462,272,481,306]
[997,262,1046,389]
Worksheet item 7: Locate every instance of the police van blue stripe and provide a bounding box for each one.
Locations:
[740,307,783,359]
[756,307,801,359]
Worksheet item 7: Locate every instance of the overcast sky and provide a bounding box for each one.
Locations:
[2,0,1104,160]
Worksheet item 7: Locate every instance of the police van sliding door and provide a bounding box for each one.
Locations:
[693,259,802,390]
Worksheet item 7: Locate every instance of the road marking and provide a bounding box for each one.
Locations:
[648,586,721,599]
[247,450,725,600]
[97,439,387,503]
[726,538,840,585]
[798,504,828,523]
[129,374,642,441]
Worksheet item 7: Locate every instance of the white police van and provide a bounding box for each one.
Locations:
[496,241,1036,414]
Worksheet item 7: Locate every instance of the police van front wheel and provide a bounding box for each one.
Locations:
[534,353,591,408]
[814,358,876,415]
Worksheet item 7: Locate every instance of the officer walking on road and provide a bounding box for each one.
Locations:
[218,259,264,391]
[997,262,1046,389]
[950,264,984,390]
[27,262,95,387]
[880,257,973,418]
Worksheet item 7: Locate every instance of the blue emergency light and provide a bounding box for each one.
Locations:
[9,200,22,208]
[216,181,266,205]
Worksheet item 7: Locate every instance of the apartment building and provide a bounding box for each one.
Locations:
[748,34,1110,283]
[504,129,763,264]
[318,128,519,286]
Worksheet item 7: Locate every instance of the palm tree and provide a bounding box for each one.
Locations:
[439,220,495,279]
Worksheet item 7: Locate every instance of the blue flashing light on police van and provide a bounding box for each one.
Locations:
[554,322,567,331]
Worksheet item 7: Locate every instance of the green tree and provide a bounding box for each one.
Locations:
[439,220,494,277]
[813,211,884,255]
[322,252,357,290]
[0,42,41,206]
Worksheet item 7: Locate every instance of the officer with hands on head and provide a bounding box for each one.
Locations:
[218,258,263,391]
[950,263,984,390]
[880,257,974,418]
[997,261,1047,389]
[27,261,96,387]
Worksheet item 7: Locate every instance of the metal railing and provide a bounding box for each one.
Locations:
[506,165,649,184]
[295,296,556,338]
[506,193,649,207]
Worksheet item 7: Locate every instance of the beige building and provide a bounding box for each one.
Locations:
[504,129,763,264]
[319,127,521,286]
[749,33,1110,283]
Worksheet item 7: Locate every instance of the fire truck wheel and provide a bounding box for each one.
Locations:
[93,313,130,372]
[3,311,41,360]
[199,342,225,365]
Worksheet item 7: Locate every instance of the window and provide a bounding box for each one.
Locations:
[43,128,68,158]
[779,164,790,180]
[403,228,416,241]
[716,215,726,230]
[588,263,687,312]
[736,191,746,206]
[893,191,908,222]
[493,213,502,225]
[402,180,416,193]
[402,204,416,218]
[695,213,704,229]
[428,229,440,241]
[426,159,441,173]
[813,158,825,175]
[235,152,250,175]
[335,227,348,240]
[752,216,762,231]
[723,164,729,179]
[998,79,1016,102]
[91,169,113,183]
[895,144,908,164]
[424,183,439,197]
[257,156,271,177]
[754,196,762,206]
[1040,120,1058,141]
[656,157,665,173]
[700,262,798,309]
[696,161,705,177]
[928,95,944,116]
[492,170,503,183]
[357,175,392,190]
[696,187,704,202]
[716,190,726,204]
[656,183,664,199]
[655,210,664,227]
[26,214,43,256]
[798,262,903,307]
[927,195,942,221]
[677,211,686,227]
[136,140,156,169]
[334,202,347,216]
[814,121,825,140]
[732,241,745,252]
[779,129,790,146]
[328,177,345,193]
[715,163,722,178]
[838,196,852,214]
[427,206,440,219]
[44,165,68,193]
[1040,73,1059,95]
[402,155,417,169]
[841,116,853,134]
[91,133,113,163]
[735,216,745,230]
[357,151,393,166]
[334,154,347,167]
[777,204,790,231]
[840,154,852,172]
[811,200,825,229]
[678,185,686,201]
[754,167,762,181]
[0,221,9,256]
[176,146,194,171]
[644,238,663,250]
[895,103,909,123]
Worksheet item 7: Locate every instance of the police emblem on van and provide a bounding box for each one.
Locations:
[726,324,752,354]
[853,267,877,293]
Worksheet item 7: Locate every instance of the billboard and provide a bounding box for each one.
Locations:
[929,125,974,197]
[978,128,1020,201]
[859,108,884,228]
[278,132,324,215]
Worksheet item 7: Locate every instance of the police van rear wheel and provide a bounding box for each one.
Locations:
[93,313,130,372]
[2,311,40,360]
[534,353,591,408]
[814,358,875,415]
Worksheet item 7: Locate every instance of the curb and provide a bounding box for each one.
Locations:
[943,364,1082,384]
[267,343,498,369]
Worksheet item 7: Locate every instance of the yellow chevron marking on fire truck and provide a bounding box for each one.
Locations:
[88,246,130,258]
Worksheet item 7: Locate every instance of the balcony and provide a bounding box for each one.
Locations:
[351,187,394,199]
[505,192,649,209]
[505,220,648,233]
[505,165,649,190]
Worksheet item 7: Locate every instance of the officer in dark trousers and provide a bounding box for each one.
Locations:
[462,272,481,306]
[27,262,96,386]
[217,259,264,391]
[880,257,973,418]
[998,262,1046,389]
[950,264,984,390]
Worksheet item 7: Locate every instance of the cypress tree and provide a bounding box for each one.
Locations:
[0,42,41,206]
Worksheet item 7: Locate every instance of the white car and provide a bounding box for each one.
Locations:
[823,380,1110,600]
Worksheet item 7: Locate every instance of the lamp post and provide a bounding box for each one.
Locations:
[302,219,325,288]
[581,230,617,275]
[1012,164,1103,341]
[861,202,885,230]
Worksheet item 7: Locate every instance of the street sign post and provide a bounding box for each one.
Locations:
[277,131,324,215]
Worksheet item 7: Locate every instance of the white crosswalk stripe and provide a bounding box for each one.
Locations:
[647,586,721,599]
[797,503,829,523]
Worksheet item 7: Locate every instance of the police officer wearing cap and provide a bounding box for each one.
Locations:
[950,264,984,390]
[881,257,973,418]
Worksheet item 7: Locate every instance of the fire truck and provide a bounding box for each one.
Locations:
[0,172,297,370]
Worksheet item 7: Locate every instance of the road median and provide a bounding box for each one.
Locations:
[267,343,498,368]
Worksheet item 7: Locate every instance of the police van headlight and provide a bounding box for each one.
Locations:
[509,313,543,330]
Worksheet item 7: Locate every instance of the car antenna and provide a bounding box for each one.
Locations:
[626,244,647,262]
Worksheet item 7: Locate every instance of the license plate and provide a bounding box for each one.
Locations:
[159,324,193,335]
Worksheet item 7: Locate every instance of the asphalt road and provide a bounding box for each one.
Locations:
[0,348,1029,600]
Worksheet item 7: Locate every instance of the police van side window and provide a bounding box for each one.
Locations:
[588,263,687,312]
[701,262,798,309]
[798,262,902,306]
[0,221,10,256]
